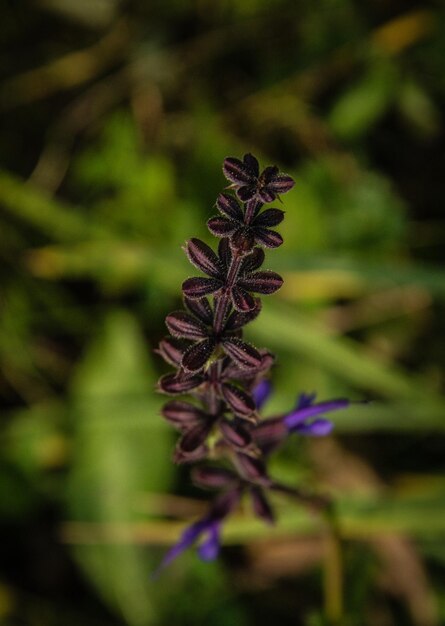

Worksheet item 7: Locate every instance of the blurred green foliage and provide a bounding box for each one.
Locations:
[0,1,445,625]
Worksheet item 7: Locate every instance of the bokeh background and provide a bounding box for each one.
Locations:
[1,1,445,625]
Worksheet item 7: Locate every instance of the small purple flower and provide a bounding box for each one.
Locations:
[154,488,241,574]
[158,517,221,573]
[252,379,272,410]
[223,153,295,203]
[252,384,349,453]
[284,392,349,436]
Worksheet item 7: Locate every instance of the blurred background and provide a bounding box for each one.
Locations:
[1,1,445,625]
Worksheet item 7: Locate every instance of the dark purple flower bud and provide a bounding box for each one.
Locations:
[254,208,285,227]
[158,372,204,394]
[237,184,257,202]
[216,193,243,220]
[238,270,283,295]
[221,337,262,370]
[239,248,265,274]
[161,400,205,429]
[184,296,213,325]
[221,383,256,419]
[185,238,222,278]
[217,238,232,270]
[230,227,256,253]
[166,311,208,340]
[231,286,256,312]
[207,216,238,237]
[235,452,270,485]
[252,417,287,454]
[182,276,223,299]
[182,338,216,373]
[253,228,283,248]
[267,174,295,195]
[156,337,186,367]
[210,487,242,519]
[192,466,238,490]
[225,299,262,331]
[173,443,208,464]
[220,418,253,449]
[250,486,275,524]
[177,421,213,454]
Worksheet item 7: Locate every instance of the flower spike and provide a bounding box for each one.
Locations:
[156,154,352,572]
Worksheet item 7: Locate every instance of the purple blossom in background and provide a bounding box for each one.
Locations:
[156,154,352,571]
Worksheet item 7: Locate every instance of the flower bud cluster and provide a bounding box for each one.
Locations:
[156,154,349,569]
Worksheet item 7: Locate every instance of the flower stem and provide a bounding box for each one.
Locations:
[213,252,242,334]
[323,509,344,626]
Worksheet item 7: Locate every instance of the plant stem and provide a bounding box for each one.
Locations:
[213,252,242,334]
[323,513,344,626]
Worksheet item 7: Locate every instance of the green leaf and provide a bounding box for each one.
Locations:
[67,310,173,626]
[329,62,399,140]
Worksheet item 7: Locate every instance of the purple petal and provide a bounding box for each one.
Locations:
[161,400,205,429]
[185,238,222,278]
[231,286,256,312]
[221,383,255,419]
[284,398,349,429]
[224,299,262,331]
[252,417,287,455]
[198,523,221,561]
[261,165,279,184]
[239,247,265,275]
[173,443,208,464]
[236,184,257,202]
[184,297,213,325]
[158,373,203,394]
[252,380,272,409]
[296,392,317,409]
[216,193,244,220]
[243,153,260,177]
[166,311,208,340]
[244,199,262,223]
[250,487,275,524]
[257,188,276,203]
[238,270,283,295]
[207,216,239,237]
[222,337,262,370]
[156,337,186,367]
[181,338,216,372]
[235,452,269,484]
[253,227,283,248]
[253,208,285,228]
[294,418,333,437]
[223,157,253,185]
[267,174,295,194]
[220,418,252,448]
[217,238,232,270]
[178,421,213,453]
[230,227,255,253]
[156,517,211,572]
[182,277,223,299]
[192,466,238,489]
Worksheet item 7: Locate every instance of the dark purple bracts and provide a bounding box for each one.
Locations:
[156,154,350,571]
